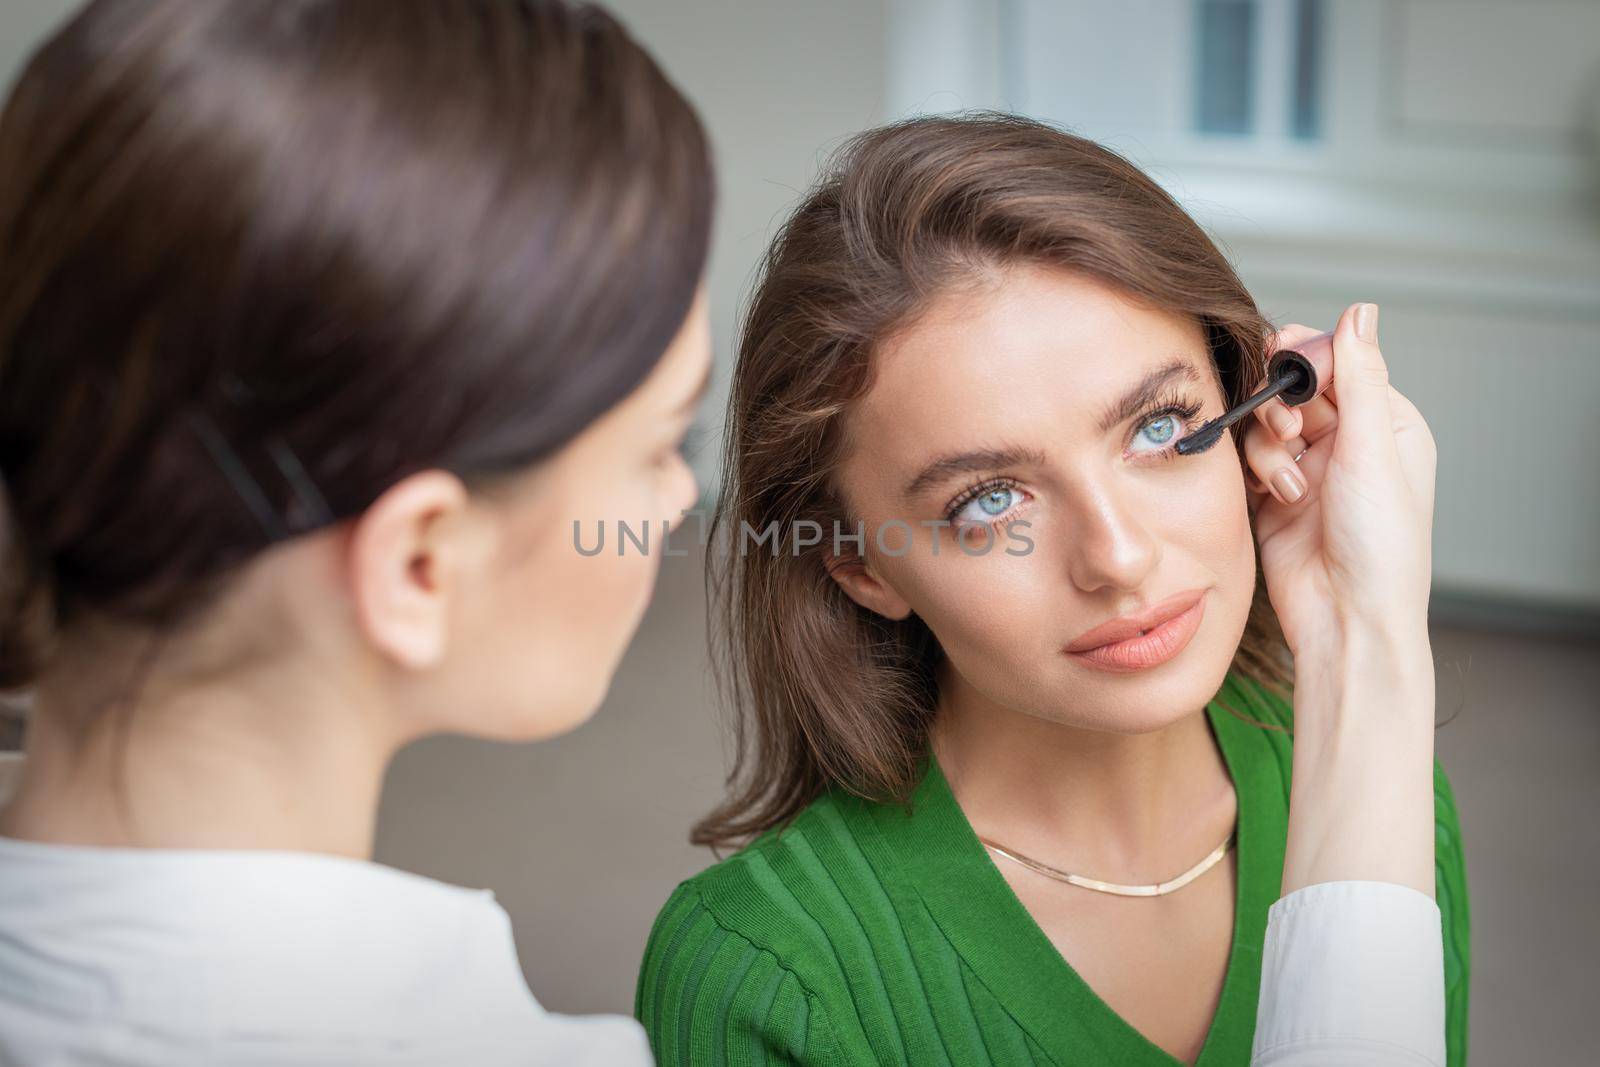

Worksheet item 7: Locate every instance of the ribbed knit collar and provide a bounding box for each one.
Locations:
[853,671,1290,1065]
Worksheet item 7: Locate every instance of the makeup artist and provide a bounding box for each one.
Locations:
[0,1,714,1062]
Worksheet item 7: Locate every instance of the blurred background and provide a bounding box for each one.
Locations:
[2,1,1598,1063]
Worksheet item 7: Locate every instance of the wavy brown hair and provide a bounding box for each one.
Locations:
[694,112,1294,850]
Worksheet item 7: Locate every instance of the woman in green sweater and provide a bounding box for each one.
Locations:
[637,114,1469,1066]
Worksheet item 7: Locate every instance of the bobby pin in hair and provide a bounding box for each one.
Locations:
[185,409,335,542]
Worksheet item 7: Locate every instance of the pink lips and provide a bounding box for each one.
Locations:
[1064,589,1208,673]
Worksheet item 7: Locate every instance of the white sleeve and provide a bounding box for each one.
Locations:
[1251,880,1445,1067]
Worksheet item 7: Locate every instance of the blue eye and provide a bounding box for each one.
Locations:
[1129,402,1201,456]
[1137,414,1178,448]
[978,487,1012,514]
[948,481,1028,526]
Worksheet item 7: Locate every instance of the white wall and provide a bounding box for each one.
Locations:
[600,0,887,497]
[0,1,75,91]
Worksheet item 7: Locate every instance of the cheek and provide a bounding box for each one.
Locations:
[1179,456,1254,565]
[555,536,662,655]
[477,475,669,739]
[881,539,1055,668]
[662,457,700,529]
[542,475,668,660]
[1168,456,1258,644]
[1210,458,1258,579]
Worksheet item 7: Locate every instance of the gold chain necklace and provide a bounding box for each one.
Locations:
[978,826,1236,897]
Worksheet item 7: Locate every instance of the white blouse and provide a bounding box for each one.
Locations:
[0,833,653,1066]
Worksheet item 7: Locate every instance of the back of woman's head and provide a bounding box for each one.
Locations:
[0,0,713,689]
[699,112,1291,849]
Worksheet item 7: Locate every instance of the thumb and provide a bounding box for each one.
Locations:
[1330,301,1400,466]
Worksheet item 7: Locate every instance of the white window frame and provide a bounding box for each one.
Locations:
[886,0,1600,319]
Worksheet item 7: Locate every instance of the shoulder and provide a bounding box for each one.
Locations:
[638,790,879,991]
[1430,739,1472,1063]
[635,794,871,1063]
[635,876,839,1064]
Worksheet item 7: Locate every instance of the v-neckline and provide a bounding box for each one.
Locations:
[862,681,1283,1065]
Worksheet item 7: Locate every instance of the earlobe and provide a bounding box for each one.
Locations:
[824,551,914,621]
[346,470,470,671]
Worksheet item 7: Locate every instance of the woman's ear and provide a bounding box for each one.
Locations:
[345,470,473,670]
[824,550,914,621]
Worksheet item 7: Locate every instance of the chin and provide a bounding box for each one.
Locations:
[1054,693,1206,735]
[1055,646,1236,734]
[1107,701,1211,735]
[529,690,610,742]
[460,685,609,744]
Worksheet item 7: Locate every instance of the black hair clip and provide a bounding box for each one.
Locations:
[186,375,336,542]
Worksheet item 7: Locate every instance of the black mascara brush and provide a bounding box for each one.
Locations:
[1174,331,1333,456]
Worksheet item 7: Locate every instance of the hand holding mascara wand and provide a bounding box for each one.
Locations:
[1175,305,1450,1064]
[1188,303,1444,867]
[1173,305,1438,673]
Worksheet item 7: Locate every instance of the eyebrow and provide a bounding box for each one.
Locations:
[899,357,1206,500]
[1094,357,1206,435]
[676,360,715,417]
[903,445,1049,500]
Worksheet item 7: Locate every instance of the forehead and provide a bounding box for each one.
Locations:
[847,264,1209,450]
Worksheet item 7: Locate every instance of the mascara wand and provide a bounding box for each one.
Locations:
[1173,334,1327,456]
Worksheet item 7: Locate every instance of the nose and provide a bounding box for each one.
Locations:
[1061,479,1161,594]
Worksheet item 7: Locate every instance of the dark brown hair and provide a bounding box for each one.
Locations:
[0,1,713,694]
[696,112,1293,850]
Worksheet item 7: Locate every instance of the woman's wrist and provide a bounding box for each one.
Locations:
[1281,623,1437,898]
[1293,621,1434,735]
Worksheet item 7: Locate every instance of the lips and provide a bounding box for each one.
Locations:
[1064,588,1208,653]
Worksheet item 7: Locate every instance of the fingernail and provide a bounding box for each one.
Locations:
[1266,403,1295,438]
[1356,302,1379,343]
[1271,467,1305,503]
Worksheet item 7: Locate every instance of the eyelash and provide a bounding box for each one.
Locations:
[944,476,1028,526]
[1132,388,1206,461]
[939,390,1208,524]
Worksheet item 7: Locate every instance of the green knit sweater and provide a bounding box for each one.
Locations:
[636,670,1471,1065]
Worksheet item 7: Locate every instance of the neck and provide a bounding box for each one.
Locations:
[0,647,398,859]
[930,664,1235,878]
